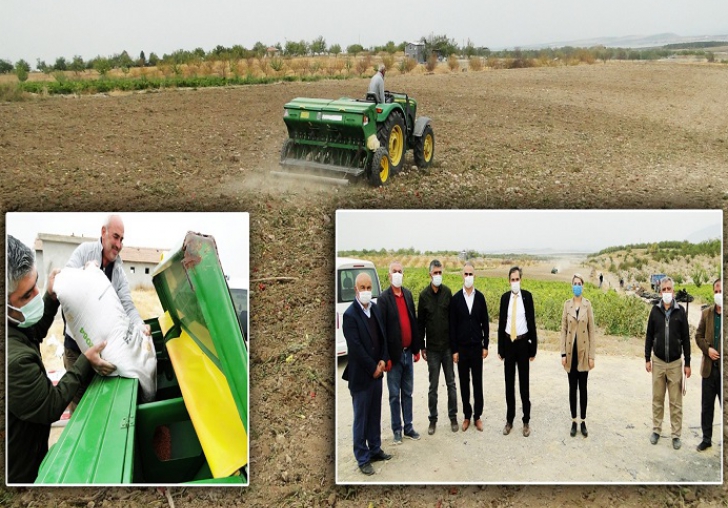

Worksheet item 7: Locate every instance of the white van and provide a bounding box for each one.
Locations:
[335,257,382,357]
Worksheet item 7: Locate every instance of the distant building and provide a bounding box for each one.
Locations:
[34,233,166,290]
[405,42,425,64]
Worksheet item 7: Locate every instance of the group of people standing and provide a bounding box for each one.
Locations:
[341,260,722,476]
[341,260,595,476]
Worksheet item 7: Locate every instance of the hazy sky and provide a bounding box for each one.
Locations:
[336,210,723,254]
[2,0,727,65]
[6,212,249,285]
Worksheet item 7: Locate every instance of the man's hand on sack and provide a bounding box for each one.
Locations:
[84,341,117,376]
[46,268,61,300]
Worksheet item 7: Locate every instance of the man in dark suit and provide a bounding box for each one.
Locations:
[342,272,392,475]
[498,266,538,437]
[378,261,422,445]
[449,262,489,432]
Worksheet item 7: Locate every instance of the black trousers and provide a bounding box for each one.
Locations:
[701,363,721,443]
[504,338,531,424]
[568,370,589,419]
[568,340,588,419]
[457,345,484,421]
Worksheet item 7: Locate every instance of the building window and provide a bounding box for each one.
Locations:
[145,267,150,275]
[130,267,135,274]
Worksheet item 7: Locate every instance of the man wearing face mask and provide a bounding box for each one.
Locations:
[695,277,721,452]
[342,272,391,475]
[378,261,422,445]
[418,259,458,435]
[645,276,691,450]
[498,266,538,437]
[62,214,151,411]
[449,263,489,432]
[7,235,115,484]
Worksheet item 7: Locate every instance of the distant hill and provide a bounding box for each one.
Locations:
[514,33,728,50]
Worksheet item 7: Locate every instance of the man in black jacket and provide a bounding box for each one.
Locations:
[419,259,458,435]
[378,261,422,445]
[6,235,114,484]
[645,276,691,450]
[498,266,538,437]
[449,262,489,432]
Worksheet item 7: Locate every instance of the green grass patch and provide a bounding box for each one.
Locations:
[16,72,345,96]
[375,267,651,338]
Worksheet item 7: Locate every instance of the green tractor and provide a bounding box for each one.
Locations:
[275,91,435,186]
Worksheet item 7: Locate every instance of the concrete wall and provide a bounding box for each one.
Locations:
[36,240,156,290]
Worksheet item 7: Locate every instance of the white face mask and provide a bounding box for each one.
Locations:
[358,291,372,306]
[391,272,403,288]
[432,274,443,287]
[511,281,520,294]
[715,293,723,308]
[463,275,474,289]
[662,292,673,305]
[8,291,44,328]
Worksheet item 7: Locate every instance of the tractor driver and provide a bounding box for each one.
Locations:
[367,64,387,104]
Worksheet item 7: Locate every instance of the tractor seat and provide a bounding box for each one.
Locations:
[365,93,378,103]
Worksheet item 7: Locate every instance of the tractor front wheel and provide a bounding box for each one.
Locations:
[368,147,390,186]
[378,111,405,175]
[414,124,435,169]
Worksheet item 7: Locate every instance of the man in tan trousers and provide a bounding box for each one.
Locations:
[645,276,691,450]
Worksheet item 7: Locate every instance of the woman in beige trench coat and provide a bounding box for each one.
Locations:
[560,274,596,437]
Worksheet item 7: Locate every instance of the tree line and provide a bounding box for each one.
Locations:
[2,34,725,82]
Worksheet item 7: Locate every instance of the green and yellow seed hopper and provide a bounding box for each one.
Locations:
[35,232,249,485]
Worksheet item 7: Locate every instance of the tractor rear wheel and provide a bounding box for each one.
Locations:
[414,124,435,169]
[368,147,390,186]
[377,111,405,174]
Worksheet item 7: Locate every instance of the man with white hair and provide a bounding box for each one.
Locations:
[645,276,691,450]
[62,214,150,410]
[7,235,114,484]
[367,64,387,104]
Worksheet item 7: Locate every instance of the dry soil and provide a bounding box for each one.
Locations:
[1,60,727,507]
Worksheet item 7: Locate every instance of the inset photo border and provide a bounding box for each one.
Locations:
[6,212,249,487]
[334,209,723,485]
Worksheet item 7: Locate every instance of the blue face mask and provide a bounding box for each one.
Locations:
[572,284,583,297]
[8,291,44,328]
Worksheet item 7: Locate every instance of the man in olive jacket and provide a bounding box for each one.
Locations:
[418,259,458,434]
[695,278,722,451]
[7,235,114,484]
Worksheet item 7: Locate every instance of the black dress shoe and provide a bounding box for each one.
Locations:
[370,450,392,462]
[570,422,577,437]
[697,441,711,452]
[359,462,375,475]
[581,422,588,437]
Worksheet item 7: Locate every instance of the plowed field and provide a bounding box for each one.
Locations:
[1,60,727,507]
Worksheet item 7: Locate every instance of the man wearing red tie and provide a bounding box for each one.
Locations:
[498,266,538,437]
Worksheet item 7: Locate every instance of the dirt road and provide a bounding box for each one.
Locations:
[336,348,722,483]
